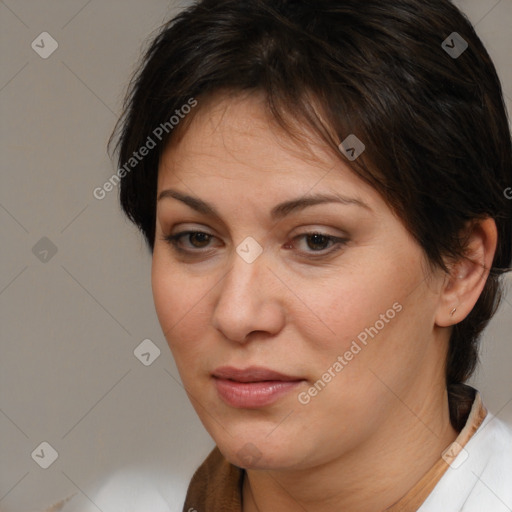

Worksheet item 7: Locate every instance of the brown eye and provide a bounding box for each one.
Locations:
[187,232,212,248]
[163,231,216,253]
[289,232,348,258]
[305,234,331,251]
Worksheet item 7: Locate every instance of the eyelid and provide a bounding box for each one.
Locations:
[290,232,347,258]
[162,230,219,253]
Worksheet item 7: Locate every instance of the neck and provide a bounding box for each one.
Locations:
[243,384,458,512]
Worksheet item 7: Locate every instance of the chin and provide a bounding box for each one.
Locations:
[216,432,306,470]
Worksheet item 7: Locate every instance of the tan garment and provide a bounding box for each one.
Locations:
[183,392,487,512]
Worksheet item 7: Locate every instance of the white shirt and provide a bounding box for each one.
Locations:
[418,411,512,512]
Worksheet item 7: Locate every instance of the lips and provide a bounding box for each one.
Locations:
[212,366,305,408]
[212,366,303,383]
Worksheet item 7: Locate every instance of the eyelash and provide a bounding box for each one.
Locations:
[161,231,347,259]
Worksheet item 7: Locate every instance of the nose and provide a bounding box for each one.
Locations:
[211,250,286,343]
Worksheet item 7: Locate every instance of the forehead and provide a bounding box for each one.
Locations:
[157,93,370,197]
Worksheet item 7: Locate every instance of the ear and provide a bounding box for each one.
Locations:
[435,218,498,327]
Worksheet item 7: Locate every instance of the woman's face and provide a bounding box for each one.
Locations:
[152,93,448,470]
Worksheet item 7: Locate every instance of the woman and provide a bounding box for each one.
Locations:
[48,0,512,510]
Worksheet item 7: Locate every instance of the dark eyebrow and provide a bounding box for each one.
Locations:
[157,189,370,221]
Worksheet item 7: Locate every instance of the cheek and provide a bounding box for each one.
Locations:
[151,252,215,358]
[298,257,430,388]
[301,270,404,353]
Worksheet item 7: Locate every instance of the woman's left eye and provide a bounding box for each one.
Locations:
[162,231,346,258]
[289,233,347,257]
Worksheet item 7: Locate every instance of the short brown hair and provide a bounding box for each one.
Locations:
[110,0,512,414]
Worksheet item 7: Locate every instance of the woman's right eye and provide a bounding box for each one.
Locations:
[162,231,216,254]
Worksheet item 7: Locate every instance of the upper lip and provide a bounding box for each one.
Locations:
[212,366,303,383]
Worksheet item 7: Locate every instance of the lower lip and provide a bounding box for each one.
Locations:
[214,378,303,408]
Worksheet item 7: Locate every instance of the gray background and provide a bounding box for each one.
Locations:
[0,1,511,511]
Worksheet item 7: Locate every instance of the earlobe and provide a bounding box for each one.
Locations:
[435,218,498,328]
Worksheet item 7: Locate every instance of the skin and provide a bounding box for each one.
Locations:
[151,92,497,511]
